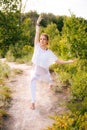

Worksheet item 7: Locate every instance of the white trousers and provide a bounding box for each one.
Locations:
[30,65,53,103]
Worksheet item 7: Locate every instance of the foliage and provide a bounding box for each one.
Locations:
[0,0,21,57]
[67,97,87,115]
[67,61,87,114]
[13,68,23,75]
[0,61,11,78]
[0,86,11,105]
[44,112,87,130]
[0,85,11,129]
[42,23,59,40]
[71,70,87,100]
[0,62,11,129]
[21,17,35,46]
[40,13,64,32]
[6,44,33,63]
[0,0,20,12]
[62,15,87,59]
[0,109,8,129]
[50,60,78,87]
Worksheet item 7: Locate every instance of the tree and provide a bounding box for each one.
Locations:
[21,17,35,46]
[61,15,87,59]
[0,0,21,57]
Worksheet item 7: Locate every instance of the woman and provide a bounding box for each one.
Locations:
[30,15,76,110]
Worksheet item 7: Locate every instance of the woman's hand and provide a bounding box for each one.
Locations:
[68,59,77,63]
[36,15,43,25]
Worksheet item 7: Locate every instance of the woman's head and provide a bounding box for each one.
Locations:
[40,33,49,40]
[40,33,49,45]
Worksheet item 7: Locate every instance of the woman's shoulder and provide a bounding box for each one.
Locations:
[47,49,53,53]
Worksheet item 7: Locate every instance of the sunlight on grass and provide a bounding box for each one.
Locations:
[13,68,23,75]
[0,61,12,129]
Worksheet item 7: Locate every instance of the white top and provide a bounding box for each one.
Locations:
[32,44,58,69]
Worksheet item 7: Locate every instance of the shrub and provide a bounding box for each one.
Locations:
[71,70,87,100]
[43,112,87,130]
[0,62,11,79]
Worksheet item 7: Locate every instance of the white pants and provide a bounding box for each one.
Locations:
[30,65,53,103]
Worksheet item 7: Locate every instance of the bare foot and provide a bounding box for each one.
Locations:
[30,103,35,110]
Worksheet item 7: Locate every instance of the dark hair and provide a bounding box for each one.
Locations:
[40,33,49,41]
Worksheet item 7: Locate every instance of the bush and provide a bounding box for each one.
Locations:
[43,112,87,130]
[6,44,33,63]
[71,70,87,100]
[0,62,11,129]
[67,97,87,114]
[0,62,11,79]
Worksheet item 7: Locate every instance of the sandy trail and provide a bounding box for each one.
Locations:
[1,59,69,130]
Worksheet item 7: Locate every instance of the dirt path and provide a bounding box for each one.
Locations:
[1,59,69,130]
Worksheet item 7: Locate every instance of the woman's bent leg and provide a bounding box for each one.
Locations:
[44,71,53,90]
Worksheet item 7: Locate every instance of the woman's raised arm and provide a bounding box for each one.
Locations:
[34,15,42,44]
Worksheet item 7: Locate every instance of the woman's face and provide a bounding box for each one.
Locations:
[40,35,48,47]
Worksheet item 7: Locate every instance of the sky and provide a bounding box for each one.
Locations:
[22,0,87,19]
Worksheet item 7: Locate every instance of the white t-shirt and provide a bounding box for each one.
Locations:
[32,44,58,69]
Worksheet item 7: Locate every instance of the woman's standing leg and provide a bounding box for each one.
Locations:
[30,66,40,110]
[30,75,39,109]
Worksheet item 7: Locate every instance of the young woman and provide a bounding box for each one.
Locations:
[30,15,76,110]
